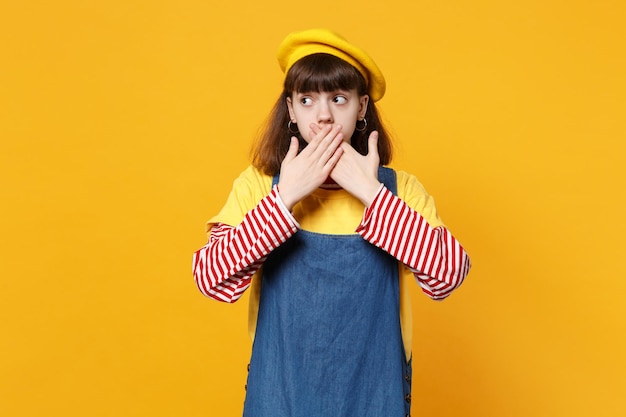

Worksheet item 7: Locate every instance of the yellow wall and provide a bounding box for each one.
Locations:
[1,1,624,416]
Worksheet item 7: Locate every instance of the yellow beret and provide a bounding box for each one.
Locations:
[277,29,386,102]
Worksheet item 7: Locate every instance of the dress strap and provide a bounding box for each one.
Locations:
[377,166,397,196]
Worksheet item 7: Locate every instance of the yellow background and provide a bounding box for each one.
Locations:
[1,0,624,416]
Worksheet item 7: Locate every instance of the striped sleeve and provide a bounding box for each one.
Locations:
[356,186,471,300]
[192,185,300,303]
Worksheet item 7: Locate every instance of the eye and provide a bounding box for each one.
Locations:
[333,95,348,104]
[300,97,313,105]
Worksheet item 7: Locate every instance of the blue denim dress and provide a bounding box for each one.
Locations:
[243,168,412,417]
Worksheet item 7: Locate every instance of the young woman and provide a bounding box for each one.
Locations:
[193,29,471,417]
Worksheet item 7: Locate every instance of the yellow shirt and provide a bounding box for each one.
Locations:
[208,165,445,360]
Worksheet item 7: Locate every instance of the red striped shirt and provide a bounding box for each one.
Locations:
[357,187,470,300]
[193,185,470,302]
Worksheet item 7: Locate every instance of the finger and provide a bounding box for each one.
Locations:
[282,136,299,163]
[324,146,344,171]
[310,123,341,143]
[307,124,333,148]
[367,130,379,159]
[318,133,344,166]
[337,140,360,163]
[309,125,343,160]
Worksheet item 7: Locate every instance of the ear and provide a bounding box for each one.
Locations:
[286,96,296,121]
[358,95,370,119]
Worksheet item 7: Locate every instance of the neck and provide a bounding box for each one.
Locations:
[320,176,342,190]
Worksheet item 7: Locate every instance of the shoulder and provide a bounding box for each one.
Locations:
[394,169,429,197]
[393,169,445,228]
[206,165,273,229]
[232,165,273,194]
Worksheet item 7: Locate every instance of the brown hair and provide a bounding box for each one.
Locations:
[251,53,393,175]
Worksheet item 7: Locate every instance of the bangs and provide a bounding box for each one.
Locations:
[285,53,366,94]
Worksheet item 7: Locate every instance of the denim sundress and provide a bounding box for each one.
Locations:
[243,167,412,417]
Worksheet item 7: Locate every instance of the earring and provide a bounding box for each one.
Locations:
[288,120,299,134]
[355,118,367,132]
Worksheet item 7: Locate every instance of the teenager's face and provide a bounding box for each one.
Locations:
[286,89,369,144]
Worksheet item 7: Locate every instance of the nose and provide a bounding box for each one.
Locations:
[317,101,333,124]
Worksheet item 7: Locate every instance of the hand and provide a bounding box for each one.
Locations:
[332,131,382,206]
[277,124,345,210]
[310,125,382,206]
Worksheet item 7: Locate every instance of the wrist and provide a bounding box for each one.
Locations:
[276,184,296,211]
[360,182,384,207]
